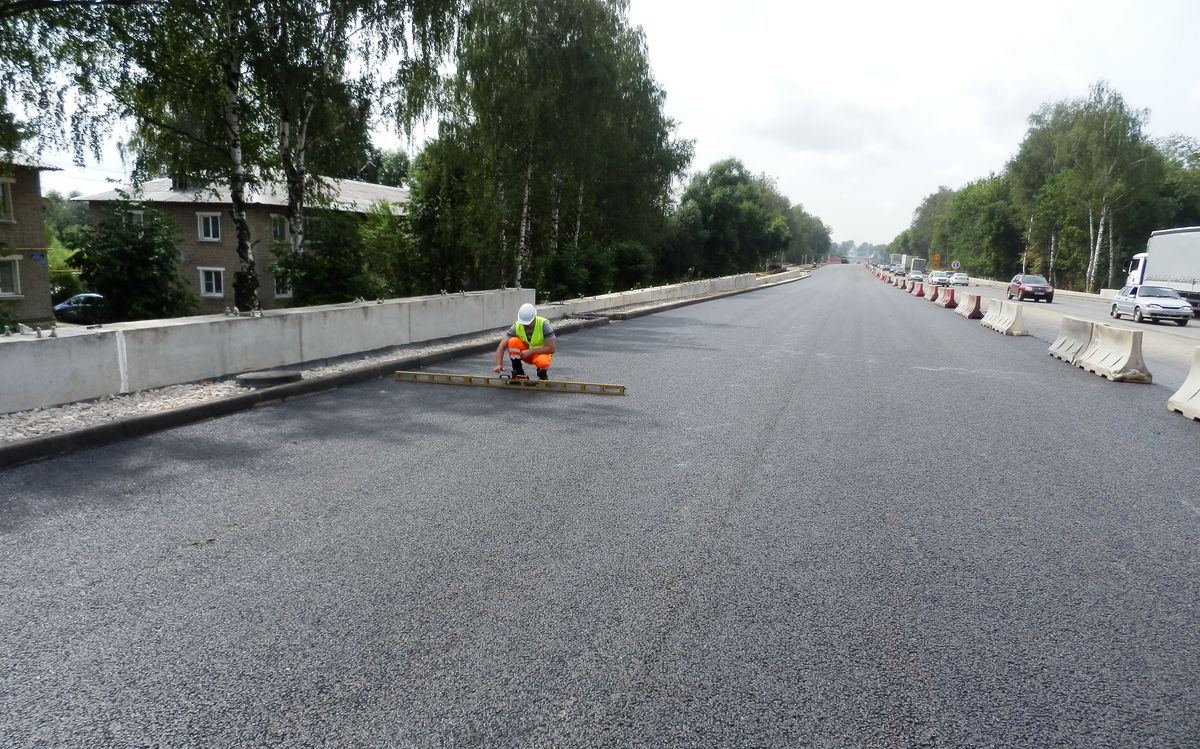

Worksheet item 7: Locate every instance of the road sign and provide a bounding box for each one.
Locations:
[952,260,960,270]
[932,253,941,269]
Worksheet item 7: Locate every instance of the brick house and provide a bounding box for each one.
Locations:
[0,152,57,323]
[79,177,409,314]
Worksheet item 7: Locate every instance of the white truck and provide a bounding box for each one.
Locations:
[1126,227,1200,316]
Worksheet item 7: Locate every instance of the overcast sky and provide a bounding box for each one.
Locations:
[40,0,1200,246]
[626,0,1200,245]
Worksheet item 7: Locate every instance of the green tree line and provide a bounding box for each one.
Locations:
[3,0,831,320]
[892,82,1200,291]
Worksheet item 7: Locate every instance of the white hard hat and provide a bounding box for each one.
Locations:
[517,303,536,325]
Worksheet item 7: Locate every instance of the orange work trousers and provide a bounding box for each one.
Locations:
[507,337,552,369]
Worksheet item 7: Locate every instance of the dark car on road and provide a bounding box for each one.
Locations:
[1007,274,1054,303]
[53,293,106,324]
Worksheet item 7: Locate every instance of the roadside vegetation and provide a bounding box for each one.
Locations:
[892,82,1200,291]
[2,0,832,319]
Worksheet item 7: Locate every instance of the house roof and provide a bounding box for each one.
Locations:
[0,151,62,171]
[77,176,409,214]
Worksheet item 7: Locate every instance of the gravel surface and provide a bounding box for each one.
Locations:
[2,268,1197,747]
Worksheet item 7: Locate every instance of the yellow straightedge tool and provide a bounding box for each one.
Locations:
[394,371,626,396]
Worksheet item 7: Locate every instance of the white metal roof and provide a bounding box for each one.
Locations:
[0,151,61,171]
[78,176,409,214]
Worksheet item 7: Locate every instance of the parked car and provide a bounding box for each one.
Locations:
[53,293,106,324]
[1007,274,1054,303]
[927,270,951,286]
[1110,285,1192,326]
[951,272,970,286]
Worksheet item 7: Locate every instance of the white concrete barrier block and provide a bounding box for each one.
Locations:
[123,315,298,392]
[1168,347,1200,420]
[1075,323,1152,383]
[0,332,125,413]
[980,298,1001,329]
[302,302,411,361]
[408,293,485,342]
[1048,316,1094,365]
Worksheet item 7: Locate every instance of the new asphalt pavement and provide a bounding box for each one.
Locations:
[2,265,1198,747]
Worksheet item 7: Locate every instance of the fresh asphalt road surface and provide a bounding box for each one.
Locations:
[3,265,1199,747]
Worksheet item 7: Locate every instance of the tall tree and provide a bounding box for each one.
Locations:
[908,187,955,258]
[673,159,792,276]
[0,0,119,156]
[111,0,464,310]
[432,0,691,290]
[68,206,197,321]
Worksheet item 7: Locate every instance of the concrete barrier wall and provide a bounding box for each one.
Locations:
[1,288,532,414]
[3,267,801,414]
[0,331,127,411]
[935,288,957,309]
[982,300,1028,336]
[1048,316,1094,366]
[954,293,984,319]
[1075,324,1152,383]
[1168,347,1200,420]
[542,273,758,320]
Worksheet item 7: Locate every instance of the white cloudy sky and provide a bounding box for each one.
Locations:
[40,0,1200,245]
[626,0,1200,244]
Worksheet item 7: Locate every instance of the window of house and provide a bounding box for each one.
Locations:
[270,214,289,243]
[128,210,144,225]
[0,179,14,222]
[197,212,221,242]
[274,273,292,299]
[199,267,224,297]
[0,256,21,296]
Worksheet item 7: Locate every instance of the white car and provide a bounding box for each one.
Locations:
[908,271,924,283]
[1110,285,1192,326]
[951,272,969,286]
[927,270,951,286]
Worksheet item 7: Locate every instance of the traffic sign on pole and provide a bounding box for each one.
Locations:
[952,260,960,270]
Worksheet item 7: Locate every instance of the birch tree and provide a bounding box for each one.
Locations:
[113,0,269,310]
[111,0,463,310]
[437,0,690,289]
[0,0,121,156]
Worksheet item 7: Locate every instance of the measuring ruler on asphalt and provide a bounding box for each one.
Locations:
[394,371,626,396]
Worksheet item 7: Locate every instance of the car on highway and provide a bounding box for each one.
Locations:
[1110,285,1192,326]
[53,293,106,324]
[1007,274,1054,303]
[927,270,951,286]
[951,272,970,286]
[908,271,924,283]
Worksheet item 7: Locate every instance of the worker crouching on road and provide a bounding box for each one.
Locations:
[494,303,556,380]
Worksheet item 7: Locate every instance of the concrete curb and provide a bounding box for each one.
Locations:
[607,274,807,320]
[0,276,808,470]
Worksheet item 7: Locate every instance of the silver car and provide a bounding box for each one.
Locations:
[927,270,951,286]
[951,272,969,286]
[908,271,924,283]
[1110,285,1192,326]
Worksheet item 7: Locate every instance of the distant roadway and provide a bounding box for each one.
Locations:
[2,265,1198,746]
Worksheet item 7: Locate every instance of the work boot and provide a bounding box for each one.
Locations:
[536,368,549,381]
[510,357,526,377]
